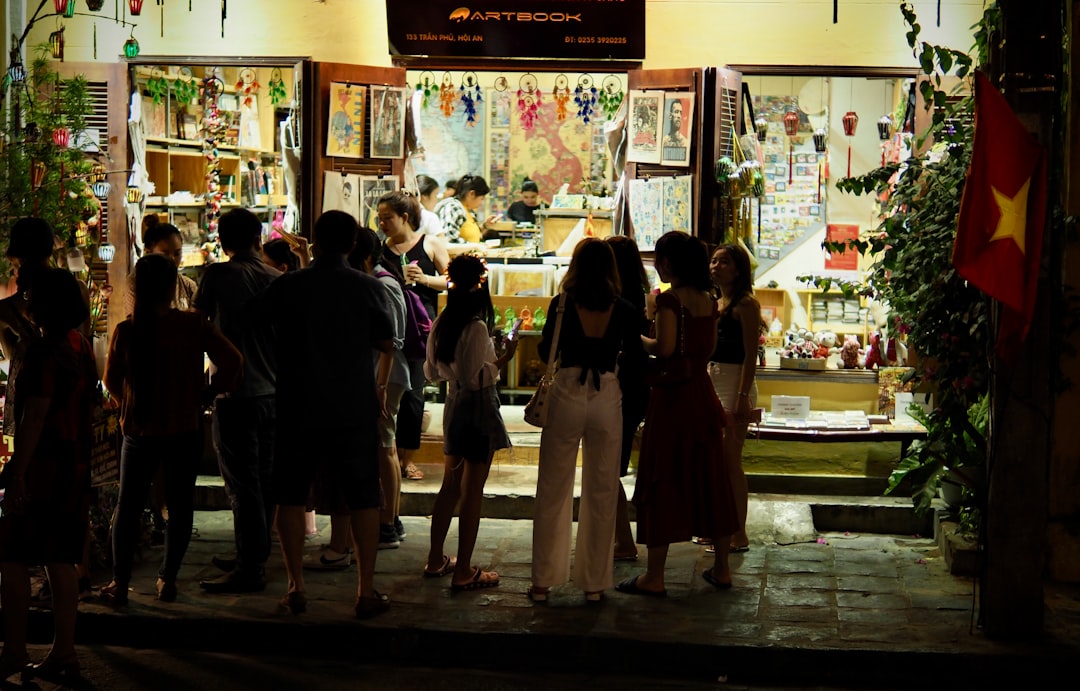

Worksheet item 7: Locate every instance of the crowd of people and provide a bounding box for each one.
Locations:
[0,200,763,681]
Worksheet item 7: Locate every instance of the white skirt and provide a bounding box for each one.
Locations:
[708,362,758,411]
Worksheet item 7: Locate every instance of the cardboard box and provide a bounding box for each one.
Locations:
[780,357,827,371]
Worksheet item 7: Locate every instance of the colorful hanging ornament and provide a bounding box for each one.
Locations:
[782,107,799,185]
[813,127,827,153]
[49,28,65,61]
[173,66,197,104]
[268,67,287,106]
[572,74,596,124]
[86,0,105,10]
[459,71,482,126]
[842,110,859,177]
[128,0,144,15]
[414,70,436,109]
[493,75,509,93]
[53,126,72,147]
[53,0,68,14]
[517,73,542,132]
[146,67,169,104]
[755,114,768,142]
[201,73,226,237]
[235,67,260,108]
[31,160,47,190]
[62,0,76,18]
[97,241,116,262]
[552,74,571,122]
[598,74,624,121]
[92,180,111,199]
[438,71,456,117]
[877,114,892,166]
[123,35,140,58]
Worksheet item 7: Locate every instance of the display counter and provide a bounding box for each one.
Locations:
[756,367,881,413]
[535,209,613,254]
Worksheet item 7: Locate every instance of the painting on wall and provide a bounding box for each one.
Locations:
[370,86,407,159]
[359,175,400,230]
[660,93,695,167]
[326,83,365,158]
[412,89,487,202]
[627,90,663,164]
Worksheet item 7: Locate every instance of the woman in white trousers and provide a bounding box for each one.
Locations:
[530,239,646,603]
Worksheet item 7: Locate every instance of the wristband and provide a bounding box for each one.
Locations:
[738,392,749,397]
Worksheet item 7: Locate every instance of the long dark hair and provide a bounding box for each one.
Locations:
[561,238,620,311]
[655,231,711,291]
[606,235,648,311]
[432,255,493,365]
[455,174,490,199]
[378,190,422,231]
[129,254,177,425]
[714,242,754,318]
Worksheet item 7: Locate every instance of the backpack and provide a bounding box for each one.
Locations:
[376,270,432,361]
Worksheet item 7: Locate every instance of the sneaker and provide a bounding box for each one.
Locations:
[302,548,351,570]
[378,524,401,550]
[394,516,407,541]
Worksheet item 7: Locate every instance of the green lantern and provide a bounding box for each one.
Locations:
[123,37,140,58]
[63,0,76,18]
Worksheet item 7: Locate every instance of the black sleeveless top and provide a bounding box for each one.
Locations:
[711,309,745,364]
[386,235,439,320]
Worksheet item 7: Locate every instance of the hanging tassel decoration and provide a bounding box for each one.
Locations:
[552,74,570,122]
[439,72,456,117]
[573,75,596,124]
[517,74,542,132]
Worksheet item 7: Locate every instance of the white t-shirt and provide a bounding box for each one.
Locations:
[419,208,445,237]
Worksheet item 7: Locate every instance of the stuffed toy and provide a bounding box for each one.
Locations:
[839,334,865,369]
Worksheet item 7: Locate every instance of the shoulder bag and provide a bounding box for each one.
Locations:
[643,300,693,387]
[523,295,565,428]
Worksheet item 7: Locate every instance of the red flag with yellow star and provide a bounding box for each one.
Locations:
[953,70,1046,352]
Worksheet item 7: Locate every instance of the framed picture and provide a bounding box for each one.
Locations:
[369,86,407,159]
[326,82,365,158]
[659,92,694,167]
[176,112,199,141]
[627,90,664,164]
[359,175,400,229]
[760,306,777,324]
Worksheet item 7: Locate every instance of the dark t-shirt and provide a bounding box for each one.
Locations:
[195,252,281,397]
[538,295,645,388]
[507,200,544,224]
[263,255,393,451]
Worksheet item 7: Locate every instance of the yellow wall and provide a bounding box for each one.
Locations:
[23,1,984,69]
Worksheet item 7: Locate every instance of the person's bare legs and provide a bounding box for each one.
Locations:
[427,455,463,570]
[400,447,423,480]
[614,482,637,558]
[378,444,402,526]
[727,424,750,549]
[708,538,733,584]
[634,544,669,594]
[42,563,79,665]
[349,507,380,599]
[328,514,352,554]
[275,505,307,595]
[0,562,30,677]
[451,458,493,585]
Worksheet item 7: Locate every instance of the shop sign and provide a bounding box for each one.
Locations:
[90,408,122,487]
[386,0,645,60]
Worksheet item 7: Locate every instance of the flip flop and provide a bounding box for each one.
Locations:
[451,567,499,592]
[702,569,733,590]
[730,545,750,553]
[615,575,667,598]
[423,555,457,578]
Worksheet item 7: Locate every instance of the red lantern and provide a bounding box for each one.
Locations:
[128,0,144,15]
[53,0,67,13]
[783,109,799,184]
[842,111,859,177]
[53,127,71,147]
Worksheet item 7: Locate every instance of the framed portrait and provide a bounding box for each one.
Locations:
[627,90,664,164]
[369,86,407,159]
[659,92,694,167]
[322,171,362,221]
[326,82,365,158]
[359,175,400,229]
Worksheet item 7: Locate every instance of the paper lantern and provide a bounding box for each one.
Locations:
[31,161,47,189]
[97,242,116,263]
[23,122,40,142]
[86,0,105,10]
[813,128,827,153]
[842,111,859,177]
[49,28,65,61]
[62,0,76,18]
[783,110,799,184]
[126,186,144,203]
[754,115,768,142]
[7,60,26,84]
[877,114,893,141]
[128,0,144,15]
[92,180,111,199]
[53,127,71,147]
[124,37,140,58]
[52,0,67,13]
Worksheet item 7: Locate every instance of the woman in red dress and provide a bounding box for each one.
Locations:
[618,232,738,597]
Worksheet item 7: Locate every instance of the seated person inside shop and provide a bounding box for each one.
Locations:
[434,174,496,244]
[506,178,547,226]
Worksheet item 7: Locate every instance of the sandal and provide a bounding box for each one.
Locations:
[526,585,549,602]
[355,591,391,619]
[451,567,499,592]
[691,536,714,546]
[98,581,129,607]
[702,568,733,590]
[423,555,457,578]
[23,656,81,684]
[279,591,307,615]
[402,463,424,481]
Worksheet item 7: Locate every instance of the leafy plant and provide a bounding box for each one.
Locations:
[800,3,1002,525]
[0,47,100,278]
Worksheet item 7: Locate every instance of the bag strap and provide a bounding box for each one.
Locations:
[542,294,566,378]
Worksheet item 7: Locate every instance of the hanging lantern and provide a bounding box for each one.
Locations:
[754,115,768,142]
[89,162,106,183]
[877,114,892,141]
[52,0,67,13]
[124,37,140,58]
[126,186,144,204]
[813,128,827,153]
[97,242,116,263]
[49,28,65,61]
[842,110,859,177]
[783,109,799,185]
[24,122,41,142]
[53,126,71,147]
[62,0,76,18]
[128,0,145,15]
[7,59,26,84]
[31,161,47,190]
[86,0,105,10]
[92,180,111,199]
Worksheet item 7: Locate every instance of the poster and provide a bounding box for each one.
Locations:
[662,175,693,233]
[322,171,362,221]
[326,82,365,158]
[660,93,694,167]
[627,90,663,164]
[90,409,122,487]
[628,177,663,250]
[825,223,860,271]
[359,175,400,230]
[369,86,407,159]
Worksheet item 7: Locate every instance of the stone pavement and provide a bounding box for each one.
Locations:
[45,487,1080,689]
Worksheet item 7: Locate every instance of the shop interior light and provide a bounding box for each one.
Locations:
[128,0,145,15]
[124,36,140,58]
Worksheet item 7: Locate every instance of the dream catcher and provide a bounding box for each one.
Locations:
[439,72,456,117]
[493,75,509,93]
[236,68,260,108]
[573,74,597,124]
[268,67,288,106]
[459,71,483,126]
[517,73,542,132]
[145,67,169,105]
[552,74,571,122]
[598,74,624,121]
[415,70,436,109]
[172,66,197,105]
